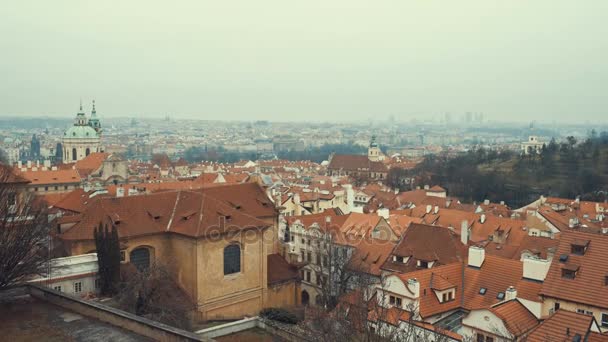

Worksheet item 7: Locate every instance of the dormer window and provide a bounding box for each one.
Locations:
[571,239,589,255]
[393,255,404,263]
[418,260,429,268]
[561,264,579,279]
[604,274,608,286]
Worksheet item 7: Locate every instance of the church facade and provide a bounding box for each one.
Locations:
[62,101,102,163]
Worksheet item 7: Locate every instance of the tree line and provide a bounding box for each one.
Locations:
[412,131,608,208]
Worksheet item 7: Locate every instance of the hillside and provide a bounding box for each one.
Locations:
[416,133,608,208]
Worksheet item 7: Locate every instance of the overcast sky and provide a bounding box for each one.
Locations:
[1,1,607,122]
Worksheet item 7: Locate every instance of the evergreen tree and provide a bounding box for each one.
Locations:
[94,222,121,295]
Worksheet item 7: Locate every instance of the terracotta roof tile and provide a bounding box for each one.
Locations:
[490,300,539,336]
[527,310,595,342]
[540,230,608,309]
[19,168,81,185]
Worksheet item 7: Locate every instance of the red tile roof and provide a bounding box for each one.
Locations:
[328,155,388,173]
[19,168,81,185]
[526,310,596,342]
[74,153,109,177]
[490,300,539,336]
[540,230,608,309]
[267,254,300,285]
[59,183,276,241]
[382,223,466,274]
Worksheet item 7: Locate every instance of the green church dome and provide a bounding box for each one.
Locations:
[64,125,99,139]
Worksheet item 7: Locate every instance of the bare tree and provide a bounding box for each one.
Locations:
[0,164,50,290]
[115,261,196,330]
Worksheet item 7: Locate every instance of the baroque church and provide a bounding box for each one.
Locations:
[62,101,102,163]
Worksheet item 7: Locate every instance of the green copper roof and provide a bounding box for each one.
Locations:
[64,125,99,139]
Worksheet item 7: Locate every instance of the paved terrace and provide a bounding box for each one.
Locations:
[0,295,152,342]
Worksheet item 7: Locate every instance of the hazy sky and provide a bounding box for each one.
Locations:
[1,1,607,122]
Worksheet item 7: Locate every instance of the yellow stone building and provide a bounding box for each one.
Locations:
[56,182,300,320]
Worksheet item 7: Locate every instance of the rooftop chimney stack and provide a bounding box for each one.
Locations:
[484,199,490,205]
[505,286,517,301]
[480,214,487,224]
[523,256,551,281]
[468,246,485,268]
[434,205,439,214]
[461,220,469,245]
[426,205,432,214]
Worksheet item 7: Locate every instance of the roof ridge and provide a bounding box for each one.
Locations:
[166,191,181,231]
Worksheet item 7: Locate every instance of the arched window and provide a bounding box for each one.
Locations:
[130,247,151,271]
[85,148,90,156]
[224,244,241,275]
[72,148,77,161]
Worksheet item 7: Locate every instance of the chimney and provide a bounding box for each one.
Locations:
[505,286,517,301]
[394,188,399,195]
[27,160,32,168]
[568,218,576,228]
[522,256,550,281]
[500,201,505,205]
[424,185,429,190]
[51,166,57,171]
[484,199,490,205]
[294,193,300,206]
[116,187,125,198]
[434,205,439,214]
[468,246,485,268]
[602,227,608,235]
[426,205,432,214]
[44,160,51,168]
[36,160,40,168]
[407,278,420,299]
[461,220,469,245]
[377,208,389,219]
[18,160,22,168]
[446,199,452,208]
[480,214,486,224]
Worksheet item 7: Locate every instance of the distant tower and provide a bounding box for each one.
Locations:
[62,101,101,163]
[55,142,63,163]
[368,135,383,162]
[88,100,102,135]
[30,134,40,159]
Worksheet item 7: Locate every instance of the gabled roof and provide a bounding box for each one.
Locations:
[382,223,466,273]
[526,310,597,342]
[74,153,109,177]
[392,255,542,318]
[58,183,275,241]
[347,238,396,276]
[540,231,608,309]
[489,300,539,336]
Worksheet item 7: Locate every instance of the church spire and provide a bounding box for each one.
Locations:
[91,100,97,117]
